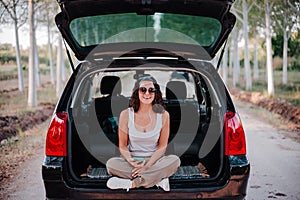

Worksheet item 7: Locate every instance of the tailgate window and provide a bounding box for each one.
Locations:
[70,13,221,47]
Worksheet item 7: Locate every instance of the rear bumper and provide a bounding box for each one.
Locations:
[42,156,250,200]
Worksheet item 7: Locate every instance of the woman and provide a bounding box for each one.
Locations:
[106,76,180,191]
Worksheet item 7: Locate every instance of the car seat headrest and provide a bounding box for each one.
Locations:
[100,76,121,96]
[166,81,187,100]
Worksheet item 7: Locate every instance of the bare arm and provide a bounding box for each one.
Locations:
[118,109,144,168]
[145,110,170,167]
[118,109,131,161]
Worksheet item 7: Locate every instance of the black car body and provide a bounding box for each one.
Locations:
[42,0,250,199]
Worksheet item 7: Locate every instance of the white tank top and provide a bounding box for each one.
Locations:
[127,108,162,157]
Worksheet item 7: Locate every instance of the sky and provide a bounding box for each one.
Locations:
[0,25,50,49]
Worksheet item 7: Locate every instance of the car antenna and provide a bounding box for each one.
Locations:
[63,39,75,72]
[216,38,228,71]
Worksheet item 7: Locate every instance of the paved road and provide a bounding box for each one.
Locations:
[0,147,45,200]
[237,105,300,200]
[1,102,300,200]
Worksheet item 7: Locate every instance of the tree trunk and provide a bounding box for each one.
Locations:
[229,40,233,76]
[242,0,252,91]
[28,0,37,107]
[14,20,24,92]
[34,31,41,87]
[282,28,288,84]
[253,30,259,80]
[56,36,63,97]
[222,44,229,84]
[62,50,66,82]
[265,0,275,97]
[232,27,239,87]
[47,14,55,84]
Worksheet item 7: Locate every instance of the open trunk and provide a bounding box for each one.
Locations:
[66,59,228,188]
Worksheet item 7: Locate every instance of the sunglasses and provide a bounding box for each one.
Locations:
[139,87,156,94]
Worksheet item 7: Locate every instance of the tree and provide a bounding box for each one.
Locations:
[0,0,27,92]
[32,1,50,88]
[230,7,242,88]
[253,29,259,80]
[264,0,275,97]
[28,0,37,106]
[47,11,55,84]
[56,35,63,97]
[34,29,41,87]
[248,2,266,81]
[242,0,253,90]
[37,0,58,84]
[272,0,300,84]
[222,43,229,84]
[232,0,254,91]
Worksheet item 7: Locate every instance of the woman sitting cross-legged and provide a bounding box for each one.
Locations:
[106,76,180,192]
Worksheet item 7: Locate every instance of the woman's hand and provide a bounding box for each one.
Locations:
[128,158,145,169]
[131,164,148,178]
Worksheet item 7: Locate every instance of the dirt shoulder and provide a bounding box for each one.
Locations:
[230,88,300,132]
[0,120,48,199]
[0,103,55,142]
[0,103,54,185]
[0,98,55,189]
[0,75,57,190]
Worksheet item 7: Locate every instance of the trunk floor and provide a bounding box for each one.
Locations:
[87,165,208,180]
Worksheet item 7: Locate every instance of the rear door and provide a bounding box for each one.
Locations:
[55,0,236,61]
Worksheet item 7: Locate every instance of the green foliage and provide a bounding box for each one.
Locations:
[39,57,49,65]
[39,67,50,75]
[246,69,300,106]
[252,81,267,92]
[288,98,300,107]
[272,35,283,57]
[272,34,300,58]
[0,53,16,64]
[236,83,246,91]
[290,58,300,71]
[0,53,49,65]
[277,83,300,92]
[289,33,300,57]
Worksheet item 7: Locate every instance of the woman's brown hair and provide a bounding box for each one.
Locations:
[129,76,165,113]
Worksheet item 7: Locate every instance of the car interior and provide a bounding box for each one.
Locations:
[69,68,222,182]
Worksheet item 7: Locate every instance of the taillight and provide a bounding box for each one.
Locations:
[224,111,246,156]
[46,112,68,156]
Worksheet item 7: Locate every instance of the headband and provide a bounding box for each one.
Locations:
[137,75,157,85]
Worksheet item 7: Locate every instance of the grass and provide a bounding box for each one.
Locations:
[0,64,61,116]
[0,65,18,73]
[234,99,289,130]
[0,79,58,116]
[227,67,300,106]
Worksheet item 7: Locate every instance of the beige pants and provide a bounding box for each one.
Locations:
[106,155,180,188]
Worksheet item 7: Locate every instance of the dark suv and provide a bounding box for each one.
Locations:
[42,0,250,199]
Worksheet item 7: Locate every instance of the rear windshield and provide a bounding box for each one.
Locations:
[69,13,221,47]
